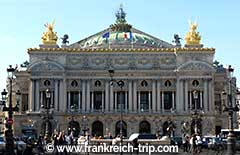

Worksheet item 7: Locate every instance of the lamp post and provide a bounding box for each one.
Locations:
[1,65,20,155]
[108,69,124,155]
[82,115,88,136]
[222,65,240,155]
[192,90,199,134]
[41,88,52,141]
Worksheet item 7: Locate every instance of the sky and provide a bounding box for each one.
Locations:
[0,0,240,92]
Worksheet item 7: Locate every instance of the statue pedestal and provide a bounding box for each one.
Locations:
[39,44,59,48]
[184,44,203,48]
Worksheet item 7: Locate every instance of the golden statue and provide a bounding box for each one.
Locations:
[41,21,58,44]
[185,21,201,45]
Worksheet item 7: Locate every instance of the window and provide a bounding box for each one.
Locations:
[71,80,78,87]
[191,91,201,110]
[164,91,172,110]
[93,91,102,110]
[141,80,148,87]
[95,80,102,87]
[70,92,79,110]
[44,80,51,86]
[21,94,28,112]
[192,80,199,87]
[140,92,149,111]
[164,80,171,87]
[117,91,125,110]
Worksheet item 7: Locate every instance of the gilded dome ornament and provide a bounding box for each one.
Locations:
[185,21,201,46]
[41,21,58,45]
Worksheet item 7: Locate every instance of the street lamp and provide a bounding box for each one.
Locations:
[82,115,89,136]
[2,65,20,155]
[42,88,52,141]
[192,90,199,134]
[108,69,124,155]
[221,65,240,155]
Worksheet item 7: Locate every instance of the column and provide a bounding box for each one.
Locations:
[54,80,59,111]
[200,91,203,109]
[148,91,151,112]
[78,91,81,112]
[82,80,86,112]
[133,81,137,113]
[172,92,175,110]
[40,91,43,109]
[86,80,90,112]
[35,80,40,111]
[138,92,141,113]
[184,80,188,112]
[161,92,164,113]
[125,91,128,112]
[59,79,67,112]
[179,80,184,112]
[102,91,104,112]
[128,81,133,112]
[208,80,213,113]
[157,81,161,112]
[176,79,180,113]
[114,92,117,112]
[190,91,192,110]
[203,80,208,112]
[105,82,109,112]
[110,84,114,112]
[29,80,35,112]
[68,92,71,110]
[152,80,156,112]
[91,92,94,112]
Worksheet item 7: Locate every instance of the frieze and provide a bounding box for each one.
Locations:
[178,61,215,71]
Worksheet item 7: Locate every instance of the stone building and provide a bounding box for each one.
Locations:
[9,7,237,138]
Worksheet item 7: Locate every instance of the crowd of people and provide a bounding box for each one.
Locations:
[182,134,202,154]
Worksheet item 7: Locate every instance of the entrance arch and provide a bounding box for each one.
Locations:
[68,120,80,137]
[92,121,103,137]
[115,121,127,137]
[139,121,151,134]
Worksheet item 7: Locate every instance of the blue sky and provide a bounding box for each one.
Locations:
[0,0,240,91]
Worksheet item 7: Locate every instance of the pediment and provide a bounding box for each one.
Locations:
[28,60,64,72]
[178,61,215,71]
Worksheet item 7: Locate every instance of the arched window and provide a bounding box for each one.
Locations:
[68,120,80,137]
[139,121,151,134]
[164,80,171,87]
[95,80,102,87]
[71,80,78,87]
[44,80,51,86]
[115,121,127,137]
[141,80,148,87]
[92,121,103,137]
[192,80,199,87]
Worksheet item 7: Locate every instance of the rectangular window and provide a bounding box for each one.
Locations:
[140,91,149,111]
[164,91,172,110]
[21,94,28,112]
[117,91,125,110]
[191,91,201,110]
[70,91,79,109]
[94,91,102,110]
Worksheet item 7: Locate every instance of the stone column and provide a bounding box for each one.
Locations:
[203,80,208,112]
[148,91,151,112]
[59,79,67,112]
[78,91,81,112]
[102,91,104,112]
[133,81,137,113]
[105,82,109,112]
[176,79,180,113]
[54,80,59,111]
[40,91,43,109]
[114,92,117,112]
[67,92,71,110]
[35,80,40,111]
[180,80,184,112]
[161,92,164,113]
[157,81,161,112]
[125,91,128,112]
[91,92,94,112]
[110,84,114,112]
[209,80,214,113]
[138,92,141,113]
[81,80,86,112]
[184,80,188,112]
[200,91,203,110]
[172,92,175,110]
[152,80,156,112]
[128,81,133,112]
[86,80,90,112]
[29,80,35,112]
